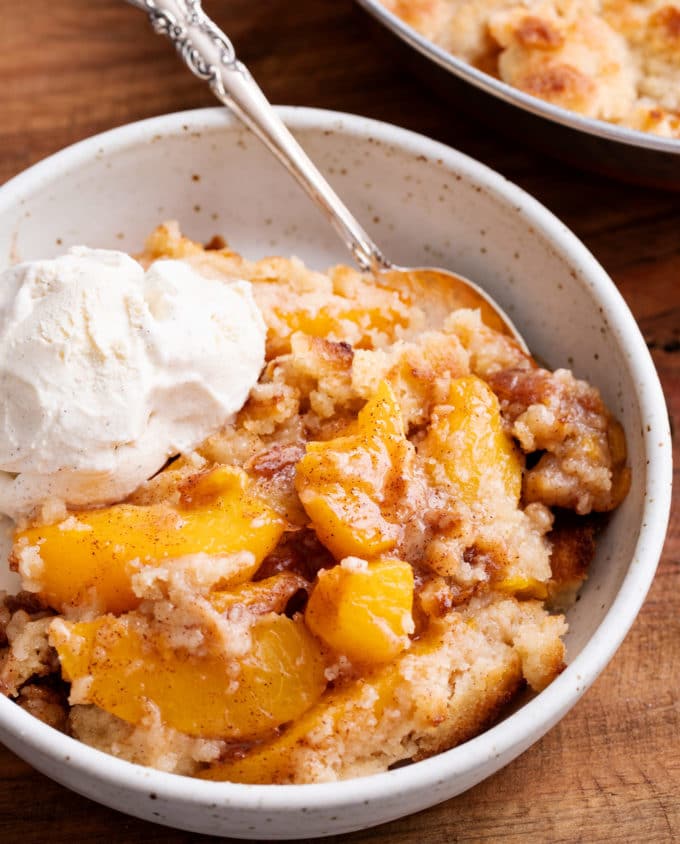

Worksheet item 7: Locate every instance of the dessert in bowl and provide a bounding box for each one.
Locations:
[0,107,671,838]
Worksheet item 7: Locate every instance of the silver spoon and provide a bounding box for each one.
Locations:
[126,0,527,351]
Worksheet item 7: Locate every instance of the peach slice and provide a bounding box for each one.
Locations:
[51,611,326,739]
[295,380,413,560]
[12,466,285,614]
[422,375,522,506]
[305,557,414,664]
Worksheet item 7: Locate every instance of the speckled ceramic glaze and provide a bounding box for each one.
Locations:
[0,108,671,839]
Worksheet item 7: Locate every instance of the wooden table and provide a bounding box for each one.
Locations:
[1,1,678,841]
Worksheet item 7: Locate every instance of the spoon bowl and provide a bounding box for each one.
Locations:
[378,265,527,347]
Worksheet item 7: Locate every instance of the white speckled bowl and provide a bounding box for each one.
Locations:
[0,108,671,839]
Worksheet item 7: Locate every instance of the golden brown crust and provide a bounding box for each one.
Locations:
[521,64,596,108]
[488,367,630,514]
[381,0,680,137]
[0,607,57,697]
[546,510,599,606]
[515,15,566,48]
[15,682,69,732]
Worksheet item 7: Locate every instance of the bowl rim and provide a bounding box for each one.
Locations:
[355,0,680,156]
[0,106,672,813]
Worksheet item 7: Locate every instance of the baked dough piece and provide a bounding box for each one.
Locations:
[605,0,680,131]
[490,3,636,121]
[384,0,514,69]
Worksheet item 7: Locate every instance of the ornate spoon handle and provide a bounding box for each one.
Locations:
[125,0,387,272]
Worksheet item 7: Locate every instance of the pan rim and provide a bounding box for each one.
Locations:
[356,0,680,156]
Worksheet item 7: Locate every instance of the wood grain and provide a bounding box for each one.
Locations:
[0,1,678,841]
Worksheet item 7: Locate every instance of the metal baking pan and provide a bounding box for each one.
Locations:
[356,0,680,189]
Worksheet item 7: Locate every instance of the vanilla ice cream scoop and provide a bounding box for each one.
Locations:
[0,247,266,519]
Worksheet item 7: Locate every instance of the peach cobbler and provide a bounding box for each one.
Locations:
[0,223,629,783]
[381,0,680,138]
